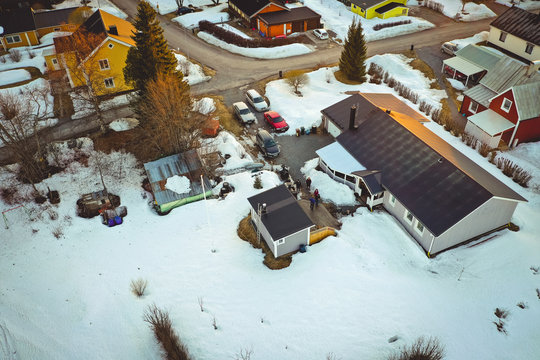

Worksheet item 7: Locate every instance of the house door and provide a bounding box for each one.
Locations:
[51,57,60,71]
[292,21,302,33]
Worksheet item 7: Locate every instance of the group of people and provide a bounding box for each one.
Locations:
[309,188,320,211]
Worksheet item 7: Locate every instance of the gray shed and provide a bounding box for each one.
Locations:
[247,185,314,257]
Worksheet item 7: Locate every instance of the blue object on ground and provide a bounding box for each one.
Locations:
[114,216,122,225]
[299,244,307,253]
[107,219,115,227]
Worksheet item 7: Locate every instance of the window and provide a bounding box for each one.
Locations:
[104,77,115,88]
[469,100,479,114]
[99,59,110,70]
[6,35,22,44]
[108,43,114,49]
[52,58,58,65]
[53,27,61,31]
[404,210,414,224]
[415,221,424,235]
[525,43,534,55]
[501,98,512,112]
[389,194,396,206]
[276,239,285,245]
[499,31,507,42]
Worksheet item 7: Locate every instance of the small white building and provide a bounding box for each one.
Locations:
[247,185,314,258]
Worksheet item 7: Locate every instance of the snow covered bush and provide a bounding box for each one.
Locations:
[388,336,445,360]
[130,278,148,297]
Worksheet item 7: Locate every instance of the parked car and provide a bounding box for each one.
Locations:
[441,41,459,55]
[313,28,328,40]
[176,6,194,15]
[232,102,256,124]
[264,111,289,132]
[256,129,280,158]
[245,89,269,112]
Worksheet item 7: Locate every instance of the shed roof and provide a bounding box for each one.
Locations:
[490,6,540,46]
[0,7,35,34]
[33,7,80,29]
[463,84,497,107]
[258,6,320,25]
[350,0,388,10]
[247,185,314,241]
[143,150,212,207]
[480,56,540,93]
[316,141,365,174]
[229,0,288,18]
[374,2,407,14]
[443,56,485,77]
[512,82,540,120]
[455,44,503,71]
[325,94,526,237]
[352,170,384,194]
[467,109,515,136]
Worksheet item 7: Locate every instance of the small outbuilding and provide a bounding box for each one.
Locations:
[248,184,314,258]
[144,150,213,214]
[257,6,321,38]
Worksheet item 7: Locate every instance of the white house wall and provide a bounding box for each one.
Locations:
[275,228,310,257]
[488,26,540,63]
[250,207,276,255]
[324,116,343,138]
[431,197,518,254]
[464,121,502,149]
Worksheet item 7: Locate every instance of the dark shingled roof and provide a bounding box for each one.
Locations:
[324,94,526,236]
[247,185,314,241]
[352,170,383,194]
[350,0,388,10]
[33,7,79,29]
[490,6,540,46]
[0,7,35,34]
[228,0,287,18]
[258,6,320,26]
[374,2,407,14]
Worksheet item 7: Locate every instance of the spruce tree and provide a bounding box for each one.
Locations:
[339,19,367,83]
[124,0,181,93]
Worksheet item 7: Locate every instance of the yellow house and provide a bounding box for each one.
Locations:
[45,9,135,96]
[350,0,408,19]
[34,7,86,37]
[0,8,40,50]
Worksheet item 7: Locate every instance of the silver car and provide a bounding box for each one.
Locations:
[441,42,459,56]
[313,28,328,40]
[245,89,269,112]
[233,102,256,124]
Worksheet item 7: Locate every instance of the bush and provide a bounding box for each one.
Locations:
[52,226,63,239]
[198,20,309,48]
[494,307,509,319]
[423,0,445,13]
[130,278,148,297]
[8,49,22,62]
[496,158,517,177]
[461,133,477,148]
[144,304,192,360]
[419,101,434,116]
[478,142,490,157]
[373,20,412,31]
[388,336,445,360]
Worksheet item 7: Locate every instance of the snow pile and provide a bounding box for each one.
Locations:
[46,137,94,168]
[146,0,216,15]
[303,0,434,42]
[459,2,496,21]
[197,32,313,59]
[0,49,48,73]
[38,31,72,46]
[450,31,489,50]
[0,69,31,86]
[53,0,127,19]
[204,131,254,172]
[446,78,467,91]
[301,158,357,205]
[166,175,191,194]
[173,3,229,29]
[192,97,215,115]
[496,0,540,10]
[72,94,131,119]
[175,53,211,85]
[217,24,251,39]
[109,118,139,132]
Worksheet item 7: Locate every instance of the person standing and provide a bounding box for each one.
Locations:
[306,177,312,190]
[309,196,315,210]
[314,189,320,207]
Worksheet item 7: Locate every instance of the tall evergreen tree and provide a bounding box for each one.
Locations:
[339,19,367,83]
[124,1,181,93]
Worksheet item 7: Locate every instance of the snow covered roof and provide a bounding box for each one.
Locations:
[315,142,365,174]
[143,150,212,206]
[467,109,515,136]
[332,94,526,237]
[443,56,484,77]
[247,185,314,241]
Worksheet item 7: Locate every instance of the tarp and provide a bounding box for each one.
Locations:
[443,56,484,76]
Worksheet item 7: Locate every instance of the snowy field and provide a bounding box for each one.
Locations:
[264,53,445,136]
[409,0,496,21]
[496,0,540,10]
[0,69,31,87]
[52,0,127,19]
[172,3,229,29]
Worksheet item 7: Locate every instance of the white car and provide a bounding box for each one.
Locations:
[245,89,269,112]
[232,102,256,124]
[313,28,328,40]
[441,41,459,56]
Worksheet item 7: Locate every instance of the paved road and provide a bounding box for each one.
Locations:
[110,0,504,95]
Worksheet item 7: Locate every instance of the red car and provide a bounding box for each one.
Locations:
[264,111,289,132]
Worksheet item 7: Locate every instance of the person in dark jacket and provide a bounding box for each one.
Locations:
[314,189,320,207]
[306,177,312,190]
[309,196,315,210]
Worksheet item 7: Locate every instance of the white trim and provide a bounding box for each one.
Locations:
[414,219,425,235]
[468,100,479,114]
[24,32,30,45]
[79,37,131,66]
[499,30,507,42]
[403,210,414,225]
[525,42,534,55]
[491,195,527,204]
[273,241,277,257]
[5,34,22,44]
[501,98,512,113]
[61,53,75,88]
[98,58,110,70]
[104,77,115,88]
[248,2,289,18]
[427,234,436,257]
[276,238,285,245]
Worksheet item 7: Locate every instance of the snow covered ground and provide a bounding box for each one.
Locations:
[71,94,131,120]
[409,0,496,21]
[450,31,489,50]
[265,54,445,136]
[175,53,211,85]
[0,69,31,87]
[52,0,127,19]
[173,3,229,29]
[0,48,48,74]
[496,0,540,10]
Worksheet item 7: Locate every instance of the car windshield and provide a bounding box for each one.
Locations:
[239,108,249,115]
[272,116,283,123]
[264,139,276,147]
[253,96,264,103]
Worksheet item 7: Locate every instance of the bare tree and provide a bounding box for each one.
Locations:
[56,28,128,131]
[0,83,53,192]
[175,0,185,8]
[138,73,201,154]
[285,70,309,94]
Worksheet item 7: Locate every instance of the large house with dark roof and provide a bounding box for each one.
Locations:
[228,0,321,37]
[487,6,540,64]
[317,93,526,256]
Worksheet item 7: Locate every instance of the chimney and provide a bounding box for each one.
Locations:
[349,105,357,130]
[386,109,391,114]
[526,60,540,76]
[108,25,118,36]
